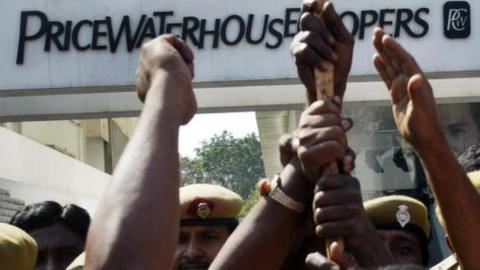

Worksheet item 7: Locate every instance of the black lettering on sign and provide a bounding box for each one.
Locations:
[199,18,221,49]
[15,7,433,65]
[153,11,174,35]
[340,11,359,37]
[266,18,283,49]
[129,15,147,51]
[166,22,182,36]
[182,17,200,47]
[394,9,413,37]
[63,21,72,50]
[221,15,246,46]
[17,11,48,64]
[379,9,395,32]
[246,14,269,44]
[284,8,300,37]
[359,10,378,40]
[72,20,92,51]
[45,21,65,51]
[92,20,108,50]
[413,8,429,38]
[106,16,139,52]
[136,17,157,48]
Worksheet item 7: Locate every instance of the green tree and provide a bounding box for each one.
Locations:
[180,131,266,199]
[239,188,260,217]
[180,157,204,184]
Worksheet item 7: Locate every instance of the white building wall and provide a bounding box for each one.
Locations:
[0,127,110,215]
[20,120,86,160]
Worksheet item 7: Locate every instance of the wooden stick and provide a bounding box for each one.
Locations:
[314,65,339,178]
[312,0,344,259]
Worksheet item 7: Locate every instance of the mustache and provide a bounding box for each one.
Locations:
[178,259,210,270]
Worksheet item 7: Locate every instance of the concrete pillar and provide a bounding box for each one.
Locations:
[256,111,299,179]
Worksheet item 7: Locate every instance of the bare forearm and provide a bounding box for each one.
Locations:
[210,162,310,270]
[210,199,304,270]
[86,78,183,270]
[417,133,480,269]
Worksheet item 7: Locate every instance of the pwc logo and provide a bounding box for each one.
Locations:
[444,1,471,39]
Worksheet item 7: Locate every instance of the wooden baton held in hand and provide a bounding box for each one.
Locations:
[312,0,344,259]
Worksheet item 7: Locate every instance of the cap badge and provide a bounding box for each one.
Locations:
[197,202,211,219]
[186,197,215,219]
[396,204,411,228]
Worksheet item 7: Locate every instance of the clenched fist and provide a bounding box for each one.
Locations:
[136,35,197,125]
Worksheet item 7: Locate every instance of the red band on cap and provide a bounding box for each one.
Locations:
[186,197,215,218]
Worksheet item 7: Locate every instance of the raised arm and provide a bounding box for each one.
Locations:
[292,1,353,104]
[210,3,354,268]
[209,100,350,270]
[372,27,480,269]
[85,35,196,270]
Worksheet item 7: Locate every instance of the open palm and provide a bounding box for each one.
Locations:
[372,28,440,149]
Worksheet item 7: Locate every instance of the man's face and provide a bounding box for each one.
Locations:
[377,229,424,266]
[438,104,480,157]
[29,223,84,270]
[172,225,230,270]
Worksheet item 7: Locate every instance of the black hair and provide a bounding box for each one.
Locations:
[458,143,480,173]
[9,201,90,240]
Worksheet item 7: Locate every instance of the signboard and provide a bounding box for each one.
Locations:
[1,0,478,93]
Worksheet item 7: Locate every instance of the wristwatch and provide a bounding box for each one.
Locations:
[268,174,306,213]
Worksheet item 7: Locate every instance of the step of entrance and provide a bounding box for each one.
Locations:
[0,190,25,222]
[0,215,11,223]
[0,200,24,212]
[0,195,24,206]
[0,208,18,217]
[0,189,10,197]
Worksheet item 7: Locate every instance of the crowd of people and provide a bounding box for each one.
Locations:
[2,1,480,269]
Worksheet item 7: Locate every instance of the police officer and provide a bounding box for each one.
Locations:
[66,184,243,270]
[0,223,38,270]
[171,184,243,270]
[364,195,431,267]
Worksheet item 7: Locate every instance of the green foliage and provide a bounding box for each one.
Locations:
[180,131,266,200]
[179,157,204,184]
[239,188,261,217]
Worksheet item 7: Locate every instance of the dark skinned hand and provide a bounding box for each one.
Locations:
[372,27,441,152]
[305,242,358,270]
[279,97,355,181]
[136,35,196,125]
[291,0,354,104]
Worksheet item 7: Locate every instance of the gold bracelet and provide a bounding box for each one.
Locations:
[268,174,306,213]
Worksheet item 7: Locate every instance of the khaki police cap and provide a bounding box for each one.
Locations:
[0,223,38,270]
[436,170,480,227]
[364,195,431,239]
[66,252,85,270]
[179,184,243,225]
